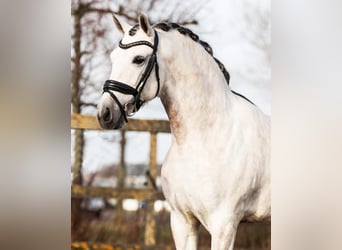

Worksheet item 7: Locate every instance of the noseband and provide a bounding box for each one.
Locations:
[103,30,160,122]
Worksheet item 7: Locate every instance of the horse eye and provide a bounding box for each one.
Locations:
[132,56,145,65]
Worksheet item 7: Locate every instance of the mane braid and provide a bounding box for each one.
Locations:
[153,22,230,85]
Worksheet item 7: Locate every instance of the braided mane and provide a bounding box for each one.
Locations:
[153,22,231,86]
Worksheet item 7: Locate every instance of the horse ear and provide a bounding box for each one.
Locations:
[112,14,131,34]
[138,13,152,36]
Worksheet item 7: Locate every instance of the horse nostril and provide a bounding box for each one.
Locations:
[103,107,111,122]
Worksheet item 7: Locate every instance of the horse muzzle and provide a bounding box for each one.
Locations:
[97,95,125,129]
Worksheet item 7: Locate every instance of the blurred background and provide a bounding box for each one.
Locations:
[71,0,270,249]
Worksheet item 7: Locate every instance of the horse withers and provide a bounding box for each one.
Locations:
[97,14,270,250]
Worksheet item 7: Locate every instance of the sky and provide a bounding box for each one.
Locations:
[72,0,271,175]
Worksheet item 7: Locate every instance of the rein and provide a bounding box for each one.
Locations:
[103,30,160,122]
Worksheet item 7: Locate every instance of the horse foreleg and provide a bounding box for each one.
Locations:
[209,219,238,250]
[170,211,199,250]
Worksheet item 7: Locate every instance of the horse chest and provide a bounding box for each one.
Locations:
[162,174,210,221]
[161,152,225,217]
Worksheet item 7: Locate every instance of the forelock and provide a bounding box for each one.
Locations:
[128,24,140,36]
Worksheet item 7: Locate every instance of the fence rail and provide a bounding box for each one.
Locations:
[71,113,170,132]
[72,185,164,200]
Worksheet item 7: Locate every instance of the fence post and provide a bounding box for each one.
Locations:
[117,130,126,210]
[144,132,157,246]
[71,129,84,233]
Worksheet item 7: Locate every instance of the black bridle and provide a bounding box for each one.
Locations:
[103,30,160,122]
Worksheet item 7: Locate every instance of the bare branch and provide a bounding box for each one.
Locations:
[178,19,198,26]
[80,101,97,108]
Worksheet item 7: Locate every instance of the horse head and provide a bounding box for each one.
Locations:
[97,14,162,129]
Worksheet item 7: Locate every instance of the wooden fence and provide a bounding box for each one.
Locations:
[71,114,170,246]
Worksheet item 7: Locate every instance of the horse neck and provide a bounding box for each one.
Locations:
[157,31,233,143]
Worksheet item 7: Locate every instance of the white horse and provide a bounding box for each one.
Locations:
[97,14,270,250]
